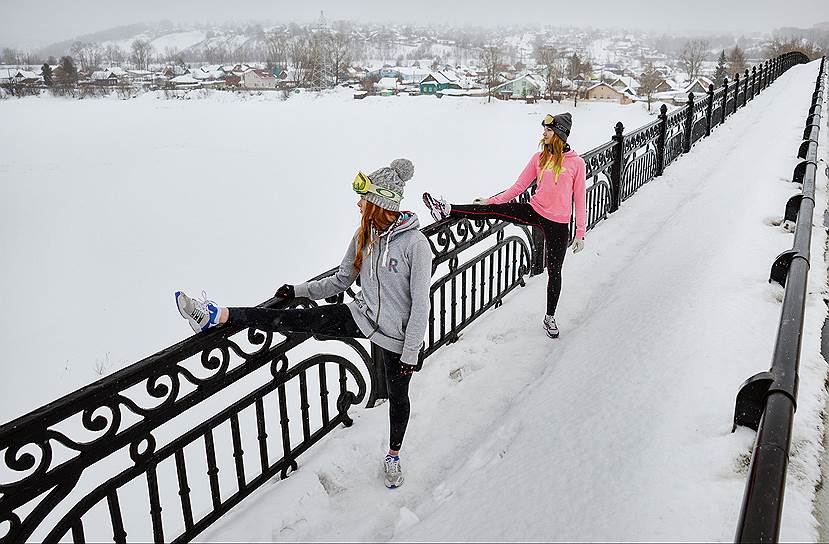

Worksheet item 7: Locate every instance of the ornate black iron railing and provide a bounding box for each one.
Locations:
[0,51,809,544]
[732,53,824,544]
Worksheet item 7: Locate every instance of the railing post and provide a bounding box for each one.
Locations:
[751,66,757,99]
[743,69,749,107]
[734,73,740,113]
[706,84,714,136]
[683,92,694,153]
[656,104,668,177]
[721,78,729,124]
[610,121,624,212]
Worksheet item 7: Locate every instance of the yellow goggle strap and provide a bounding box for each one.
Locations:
[352,171,402,203]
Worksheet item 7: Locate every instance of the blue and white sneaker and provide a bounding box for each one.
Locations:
[422,192,451,222]
[175,290,221,332]
[383,454,404,489]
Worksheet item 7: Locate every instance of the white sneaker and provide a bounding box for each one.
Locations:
[543,314,559,339]
[175,290,221,332]
[422,192,451,222]
[383,454,404,488]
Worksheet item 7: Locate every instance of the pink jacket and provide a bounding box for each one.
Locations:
[488,150,587,239]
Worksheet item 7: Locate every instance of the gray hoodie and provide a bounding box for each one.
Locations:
[294,212,433,365]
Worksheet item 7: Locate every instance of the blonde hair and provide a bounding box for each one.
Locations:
[354,200,399,273]
[539,132,566,174]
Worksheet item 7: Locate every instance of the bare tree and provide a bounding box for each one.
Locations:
[71,41,103,72]
[265,32,289,70]
[568,53,593,107]
[480,45,501,103]
[2,48,20,65]
[639,62,662,111]
[130,39,153,71]
[679,39,709,81]
[105,44,125,66]
[727,45,747,76]
[538,46,563,102]
[327,33,352,85]
[204,43,228,65]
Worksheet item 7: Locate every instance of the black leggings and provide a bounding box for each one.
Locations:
[451,202,570,316]
[226,304,413,451]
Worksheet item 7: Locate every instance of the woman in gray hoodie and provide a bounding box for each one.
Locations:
[174,158,433,489]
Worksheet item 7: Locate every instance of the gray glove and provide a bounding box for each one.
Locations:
[571,238,585,253]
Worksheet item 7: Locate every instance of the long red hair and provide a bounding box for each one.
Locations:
[539,132,566,173]
[354,200,400,273]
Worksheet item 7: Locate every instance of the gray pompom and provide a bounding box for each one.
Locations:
[390,158,414,182]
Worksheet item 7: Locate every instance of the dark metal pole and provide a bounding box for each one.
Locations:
[609,121,624,212]
[721,78,729,124]
[734,73,740,114]
[656,104,667,177]
[683,92,694,153]
[706,84,714,135]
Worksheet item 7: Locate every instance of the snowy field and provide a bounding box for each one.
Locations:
[0,89,659,422]
[1,61,827,542]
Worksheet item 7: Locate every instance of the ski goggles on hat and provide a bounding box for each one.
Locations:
[352,171,402,202]
[542,114,556,127]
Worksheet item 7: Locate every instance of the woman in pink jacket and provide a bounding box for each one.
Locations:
[423,113,586,339]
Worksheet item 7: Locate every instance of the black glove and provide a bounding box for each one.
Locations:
[275,284,295,299]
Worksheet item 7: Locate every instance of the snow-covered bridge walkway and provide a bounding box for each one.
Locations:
[202,60,829,542]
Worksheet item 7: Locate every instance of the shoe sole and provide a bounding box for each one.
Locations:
[422,192,445,222]
[175,291,203,333]
[384,477,404,489]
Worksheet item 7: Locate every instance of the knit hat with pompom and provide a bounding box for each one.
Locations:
[364,158,414,212]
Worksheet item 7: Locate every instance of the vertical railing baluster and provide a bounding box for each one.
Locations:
[471,263,478,316]
[71,519,86,544]
[743,69,749,107]
[460,268,468,324]
[450,275,458,336]
[496,245,503,298]
[298,371,311,441]
[174,449,194,533]
[428,292,435,348]
[752,65,757,99]
[255,397,269,474]
[338,366,348,415]
[480,259,486,309]
[106,490,127,544]
[277,384,292,462]
[504,241,511,289]
[146,463,164,544]
[721,78,728,124]
[487,253,495,304]
[439,284,446,342]
[317,366,330,427]
[204,429,221,511]
[229,413,246,492]
[734,73,740,115]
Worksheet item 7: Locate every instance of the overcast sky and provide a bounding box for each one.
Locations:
[2,0,828,50]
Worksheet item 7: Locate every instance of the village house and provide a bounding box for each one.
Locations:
[419,71,461,94]
[242,69,276,89]
[585,81,636,104]
[491,74,546,100]
[684,76,716,95]
[90,70,122,86]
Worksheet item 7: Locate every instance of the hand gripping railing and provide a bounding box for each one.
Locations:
[0,51,810,544]
[732,55,826,543]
